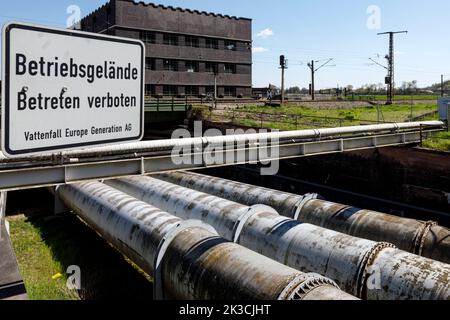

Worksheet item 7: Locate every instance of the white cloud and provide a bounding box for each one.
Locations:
[253,47,269,53]
[256,28,274,39]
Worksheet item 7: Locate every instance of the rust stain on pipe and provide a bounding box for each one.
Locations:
[107,176,450,300]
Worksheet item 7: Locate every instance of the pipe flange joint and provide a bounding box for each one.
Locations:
[278,273,339,300]
[413,220,438,256]
[233,204,278,243]
[293,194,320,221]
[356,242,396,298]
[153,219,219,300]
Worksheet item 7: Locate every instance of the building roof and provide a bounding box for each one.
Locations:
[82,0,252,23]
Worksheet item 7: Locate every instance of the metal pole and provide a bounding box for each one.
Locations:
[214,73,217,109]
[281,64,285,105]
[107,176,450,300]
[442,74,445,97]
[388,33,394,104]
[377,31,408,105]
[311,61,315,101]
[410,95,413,121]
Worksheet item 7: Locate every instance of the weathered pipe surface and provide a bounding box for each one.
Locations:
[107,177,450,300]
[156,171,450,264]
[56,182,353,300]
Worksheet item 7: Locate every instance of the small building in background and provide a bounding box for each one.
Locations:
[79,0,252,98]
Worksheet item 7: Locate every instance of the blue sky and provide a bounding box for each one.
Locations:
[1,0,449,89]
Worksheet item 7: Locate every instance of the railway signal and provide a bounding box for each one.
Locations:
[279,55,287,104]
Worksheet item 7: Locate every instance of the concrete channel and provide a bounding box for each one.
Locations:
[156,171,450,264]
[56,181,356,300]
[106,176,450,300]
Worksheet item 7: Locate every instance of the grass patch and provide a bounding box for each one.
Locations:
[422,131,450,152]
[344,95,439,101]
[233,103,436,121]
[8,213,153,300]
[9,217,79,300]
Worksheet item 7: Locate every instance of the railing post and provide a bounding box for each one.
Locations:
[157,97,160,112]
[420,124,423,145]
[447,105,450,132]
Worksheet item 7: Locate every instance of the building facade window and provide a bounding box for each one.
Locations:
[185,61,199,73]
[185,36,199,48]
[163,85,178,96]
[205,86,215,96]
[224,63,236,74]
[163,34,178,46]
[163,59,178,71]
[205,62,218,74]
[140,31,156,44]
[145,84,156,96]
[146,58,155,70]
[185,86,199,96]
[224,87,236,96]
[224,40,237,51]
[205,38,219,49]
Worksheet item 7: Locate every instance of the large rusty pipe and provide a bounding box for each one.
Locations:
[156,171,450,264]
[56,182,353,300]
[107,176,450,300]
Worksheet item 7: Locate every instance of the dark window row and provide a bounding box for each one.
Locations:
[139,30,250,52]
[145,85,238,97]
[146,58,239,74]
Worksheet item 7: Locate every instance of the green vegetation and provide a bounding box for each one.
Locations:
[9,217,80,300]
[422,131,450,152]
[235,103,435,120]
[198,103,437,131]
[8,214,153,300]
[197,101,446,151]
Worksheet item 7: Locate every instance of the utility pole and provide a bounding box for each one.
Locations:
[213,64,218,109]
[279,55,287,104]
[441,74,445,97]
[377,31,408,105]
[310,60,315,100]
[307,58,333,101]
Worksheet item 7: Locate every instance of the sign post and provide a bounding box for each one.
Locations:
[1,22,145,158]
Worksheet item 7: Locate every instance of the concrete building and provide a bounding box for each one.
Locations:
[80,0,252,98]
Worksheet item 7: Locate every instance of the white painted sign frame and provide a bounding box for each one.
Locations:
[1,22,145,157]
